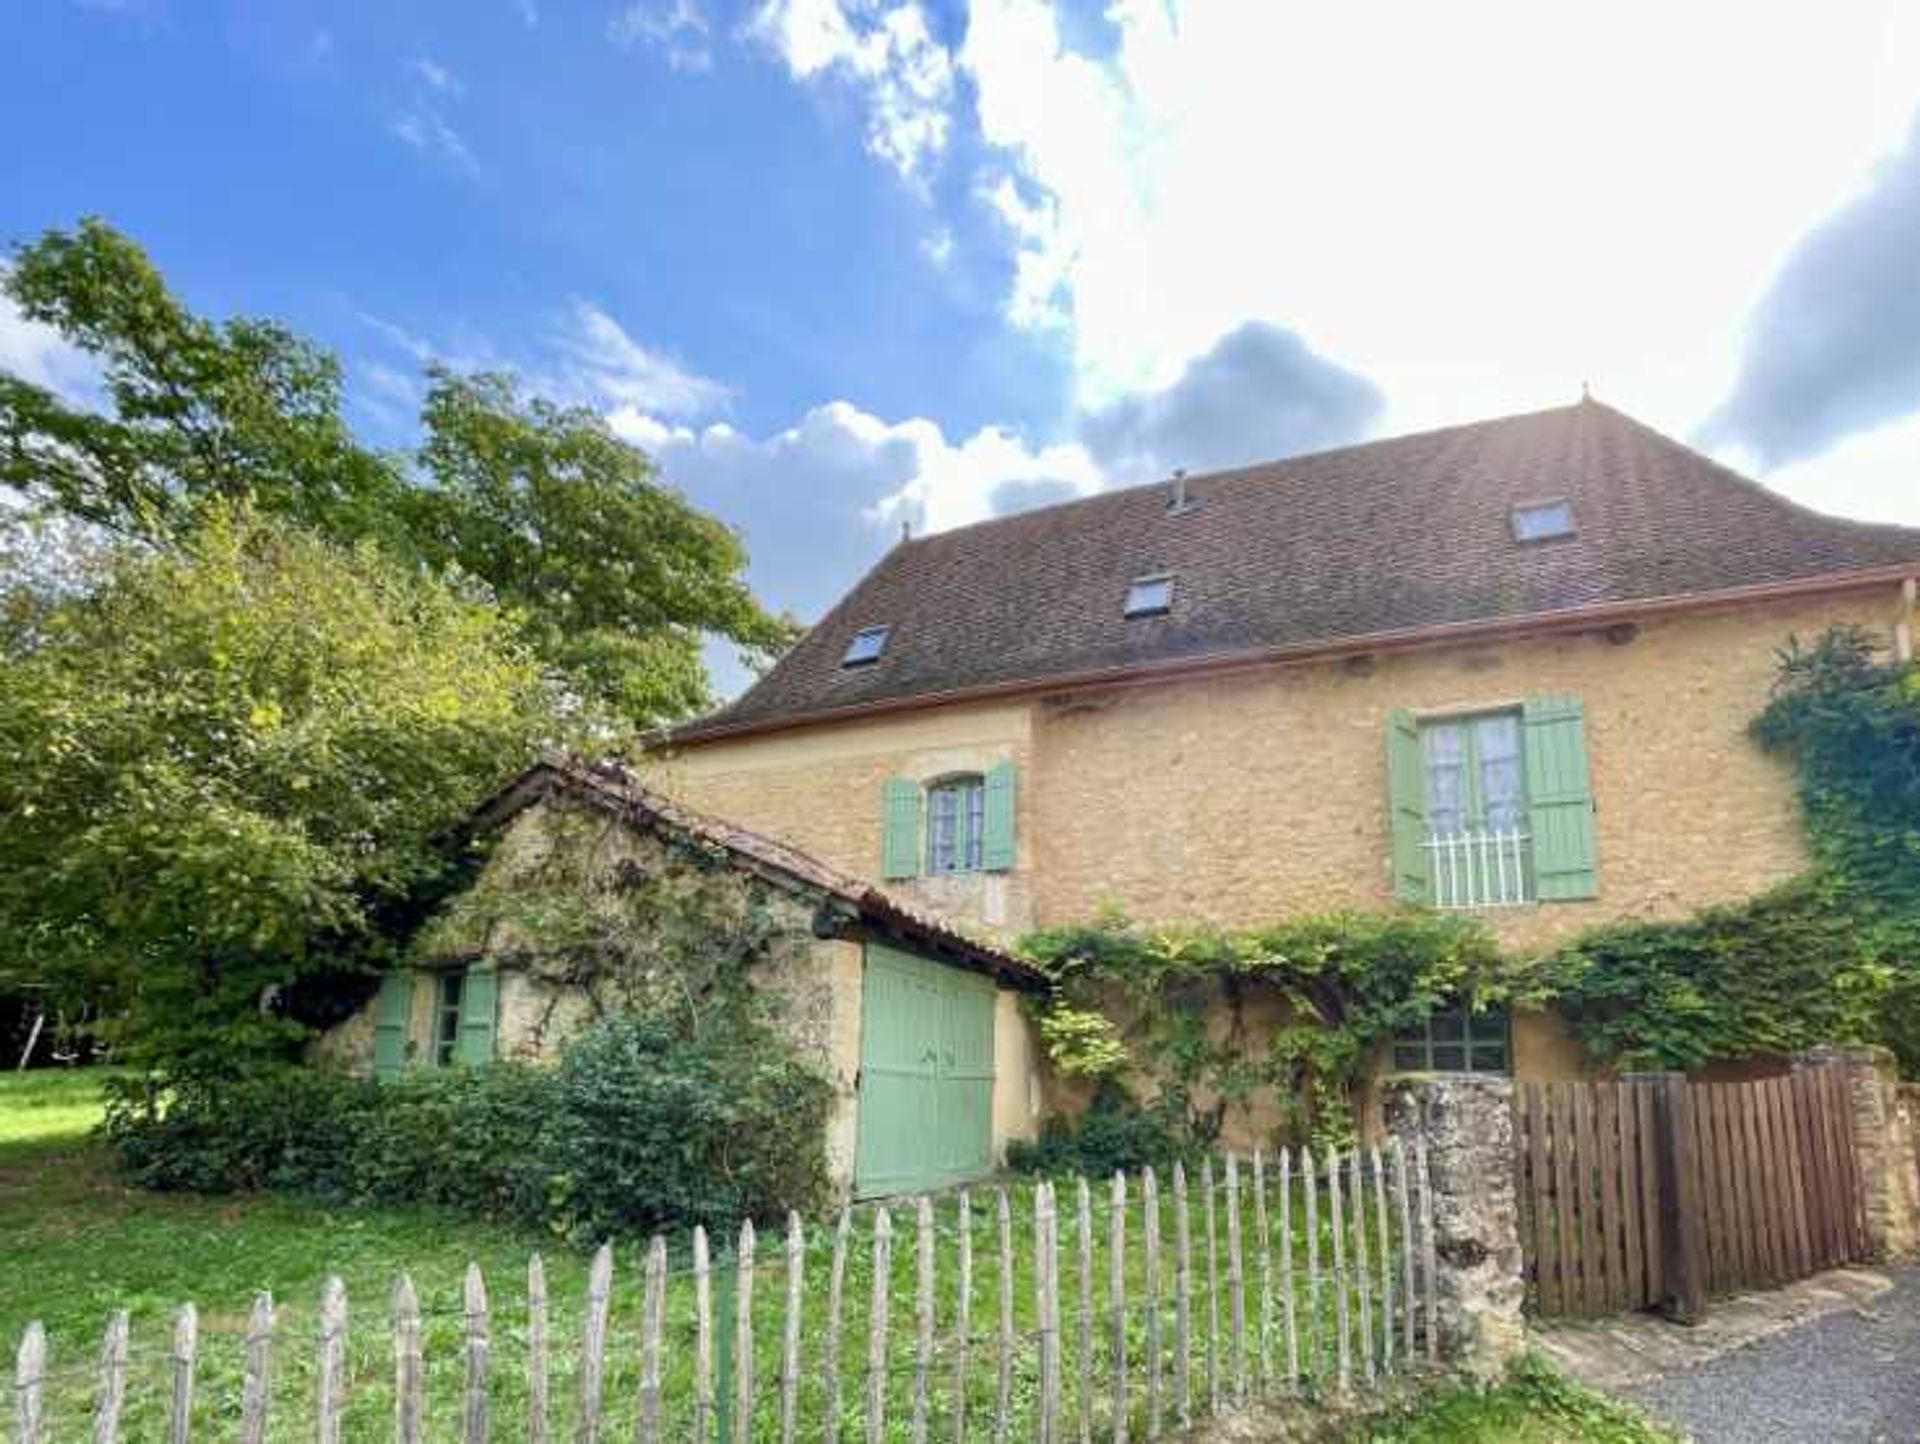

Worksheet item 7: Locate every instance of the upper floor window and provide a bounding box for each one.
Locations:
[881,763,1017,880]
[842,625,891,667]
[1511,500,1576,542]
[1386,697,1598,910]
[1124,575,1174,618]
[926,774,987,874]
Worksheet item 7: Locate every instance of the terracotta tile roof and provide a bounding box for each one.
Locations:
[471,757,1048,989]
[680,400,1920,741]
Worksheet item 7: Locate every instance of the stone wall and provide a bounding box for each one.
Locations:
[1383,1075,1526,1381]
[664,590,1905,960]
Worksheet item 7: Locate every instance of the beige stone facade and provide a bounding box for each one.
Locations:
[661,584,1913,1094]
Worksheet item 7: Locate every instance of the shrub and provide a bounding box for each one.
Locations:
[104,1010,834,1238]
[1006,1079,1206,1177]
[544,1010,835,1238]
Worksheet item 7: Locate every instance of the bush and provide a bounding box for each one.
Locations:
[104,1010,834,1239]
[1006,1079,1205,1177]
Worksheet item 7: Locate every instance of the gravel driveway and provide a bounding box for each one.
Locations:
[1624,1267,1920,1443]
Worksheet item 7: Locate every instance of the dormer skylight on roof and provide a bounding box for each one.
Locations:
[1511,500,1576,543]
[1124,575,1174,618]
[841,625,891,667]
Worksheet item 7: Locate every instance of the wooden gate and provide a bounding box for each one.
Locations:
[1512,1066,1868,1319]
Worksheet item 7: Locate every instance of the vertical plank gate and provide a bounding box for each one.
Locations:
[1513,1065,1867,1319]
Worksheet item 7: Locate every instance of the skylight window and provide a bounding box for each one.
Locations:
[1124,575,1174,618]
[841,625,891,667]
[1511,500,1576,543]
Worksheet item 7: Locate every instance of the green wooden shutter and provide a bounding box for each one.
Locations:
[1386,708,1430,904]
[881,778,922,879]
[981,760,1017,872]
[1523,696,1599,900]
[371,970,414,1080]
[454,965,499,1066]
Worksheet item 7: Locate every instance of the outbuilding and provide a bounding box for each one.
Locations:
[320,758,1049,1199]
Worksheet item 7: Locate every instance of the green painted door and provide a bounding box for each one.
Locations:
[854,944,997,1198]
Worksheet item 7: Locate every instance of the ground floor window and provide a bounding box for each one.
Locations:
[434,969,466,1066]
[1392,1001,1510,1073]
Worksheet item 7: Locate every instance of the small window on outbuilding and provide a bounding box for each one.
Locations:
[434,970,466,1066]
[1392,1002,1510,1073]
[1124,575,1174,618]
[842,625,891,667]
[1511,500,1576,542]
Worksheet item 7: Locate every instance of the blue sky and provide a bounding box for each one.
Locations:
[7,1,1920,694]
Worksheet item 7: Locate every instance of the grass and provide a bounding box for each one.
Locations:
[4,1072,1601,1441]
[1356,1354,1680,1444]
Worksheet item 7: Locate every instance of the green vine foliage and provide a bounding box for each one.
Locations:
[1551,626,1920,1074]
[1022,908,1520,1150]
[414,804,794,1036]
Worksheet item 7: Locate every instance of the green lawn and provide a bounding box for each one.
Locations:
[2,1073,1669,1442]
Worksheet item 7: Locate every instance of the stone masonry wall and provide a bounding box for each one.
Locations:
[1384,1075,1526,1381]
[664,590,1904,960]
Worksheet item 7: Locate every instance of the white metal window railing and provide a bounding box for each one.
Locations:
[1426,826,1532,909]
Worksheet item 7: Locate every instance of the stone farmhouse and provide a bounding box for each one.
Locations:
[652,398,1920,1128]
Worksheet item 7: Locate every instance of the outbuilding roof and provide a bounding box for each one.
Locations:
[675,399,1920,743]
[469,757,1050,990]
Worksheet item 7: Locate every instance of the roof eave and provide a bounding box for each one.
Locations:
[665,562,1920,748]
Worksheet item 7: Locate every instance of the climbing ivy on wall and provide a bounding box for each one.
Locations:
[1022,909,1525,1149]
[1550,625,1920,1074]
[414,802,798,1039]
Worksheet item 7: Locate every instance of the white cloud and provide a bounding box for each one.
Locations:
[1726,414,1920,528]
[955,0,1920,456]
[609,0,713,71]
[745,0,955,185]
[0,290,95,404]
[557,300,729,417]
[392,107,477,173]
[414,57,461,93]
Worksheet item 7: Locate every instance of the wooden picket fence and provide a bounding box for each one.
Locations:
[11,1142,1442,1442]
[1512,1064,1867,1321]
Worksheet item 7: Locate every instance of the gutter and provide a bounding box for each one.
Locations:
[666,562,1920,749]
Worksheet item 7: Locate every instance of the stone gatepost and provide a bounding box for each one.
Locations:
[1384,1075,1526,1382]
[1797,1044,1920,1262]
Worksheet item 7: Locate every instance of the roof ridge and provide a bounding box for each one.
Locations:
[897,398,1588,550]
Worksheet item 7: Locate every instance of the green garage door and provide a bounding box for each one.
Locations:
[854,944,997,1199]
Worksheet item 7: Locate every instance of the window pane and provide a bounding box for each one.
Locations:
[1430,1044,1466,1071]
[1422,724,1467,836]
[842,626,890,666]
[1512,501,1576,541]
[1392,1044,1428,1071]
[1467,1007,1509,1044]
[1470,1045,1510,1073]
[964,781,985,870]
[1475,714,1525,830]
[928,787,958,872]
[1124,577,1173,617]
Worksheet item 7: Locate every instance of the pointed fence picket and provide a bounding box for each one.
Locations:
[9,1141,1443,1443]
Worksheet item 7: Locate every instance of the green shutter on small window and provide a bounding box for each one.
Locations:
[881,778,922,879]
[1386,708,1430,904]
[371,970,414,1080]
[1523,695,1599,900]
[454,965,499,1067]
[982,760,1017,872]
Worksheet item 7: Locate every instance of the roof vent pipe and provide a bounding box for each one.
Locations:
[1166,467,1193,515]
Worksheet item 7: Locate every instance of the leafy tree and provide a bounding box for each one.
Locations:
[412,370,796,722]
[0,218,404,544]
[0,507,558,1074]
[2,219,795,722]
